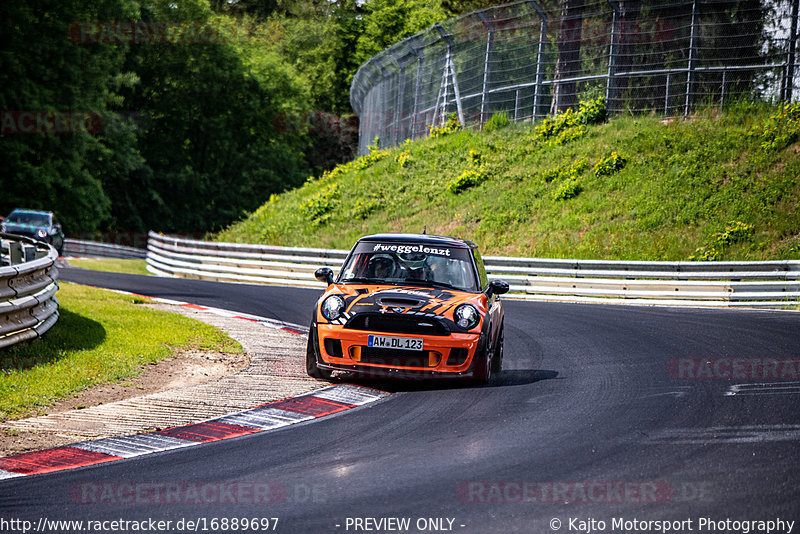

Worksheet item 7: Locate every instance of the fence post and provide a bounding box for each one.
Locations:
[527,0,548,119]
[685,0,699,116]
[665,72,671,115]
[396,67,406,146]
[379,66,389,149]
[720,68,727,110]
[786,0,799,102]
[606,1,620,109]
[477,12,495,128]
[435,23,465,127]
[409,40,424,138]
[388,50,404,147]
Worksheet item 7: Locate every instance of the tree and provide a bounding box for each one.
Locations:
[0,0,144,234]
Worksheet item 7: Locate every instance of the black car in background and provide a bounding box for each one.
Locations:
[1,209,65,255]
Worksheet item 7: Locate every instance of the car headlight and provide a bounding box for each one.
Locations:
[36,229,47,238]
[453,304,480,330]
[320,295,346,321]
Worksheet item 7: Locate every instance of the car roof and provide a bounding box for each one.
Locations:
[9,209,52,216]
[356,233,475,249]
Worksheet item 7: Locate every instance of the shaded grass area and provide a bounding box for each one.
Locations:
[68,258,151,276]
[0,283,242,420]
[218,103,800,261]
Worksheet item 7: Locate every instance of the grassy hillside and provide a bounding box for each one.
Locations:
[218,100,800,261]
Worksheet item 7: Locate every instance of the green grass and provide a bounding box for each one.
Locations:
[68,258,151,276]
[0,283,242,420]
[217,102,800,261]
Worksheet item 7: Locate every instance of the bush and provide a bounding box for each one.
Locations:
[756,102,800,152]
[689,221,754,260]
[594,152,627,177]
[448,150,488,194]
[429,113,461,138]
[484,112,510,132]
[552,179,582,201]
[533,94,606,146]
[395,149,412,168]
[541,158,588,183]
[300,184,340,226]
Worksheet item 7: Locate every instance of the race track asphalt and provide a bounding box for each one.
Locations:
[2,267,798,533]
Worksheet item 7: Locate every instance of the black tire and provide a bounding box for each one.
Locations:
[306,327,333,380]
[472,339,492,386]
[491,325,504,374]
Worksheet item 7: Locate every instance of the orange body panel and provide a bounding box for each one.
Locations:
[313,283,501,377]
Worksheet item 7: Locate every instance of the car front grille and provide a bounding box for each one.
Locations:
[358,347,434,367]
[344,313,449,336]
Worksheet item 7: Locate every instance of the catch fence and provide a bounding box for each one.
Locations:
[350,0,800,154]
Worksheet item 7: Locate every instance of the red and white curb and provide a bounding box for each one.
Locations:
[0,385,386,480]
[0,290,389,480]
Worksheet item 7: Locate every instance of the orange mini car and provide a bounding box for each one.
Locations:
[306,233,509,383]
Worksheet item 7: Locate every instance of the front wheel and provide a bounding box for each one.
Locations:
[471,339,492,386]
[306,327,332,380]
[491,325,504,374]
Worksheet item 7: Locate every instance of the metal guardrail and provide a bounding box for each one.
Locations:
[0,233,60,349]
[147,232,800,308]
[64,239,147,259]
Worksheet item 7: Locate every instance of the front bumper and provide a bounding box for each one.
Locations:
[315,322,482,379]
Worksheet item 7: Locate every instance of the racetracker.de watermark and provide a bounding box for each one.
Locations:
[68,481,327,506]
[667,357,800,380]
[1,111,103,135]
[457,481,674,504]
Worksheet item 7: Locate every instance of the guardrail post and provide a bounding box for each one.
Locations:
[23,244,36,262]
[9,241,22,265]
[477,12,495,128]
[685,0,699,116]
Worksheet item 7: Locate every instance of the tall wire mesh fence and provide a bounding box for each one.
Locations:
[350,0,800,155]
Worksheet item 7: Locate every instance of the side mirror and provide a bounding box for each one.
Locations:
[487,279,509,297]
[315,267,334,285]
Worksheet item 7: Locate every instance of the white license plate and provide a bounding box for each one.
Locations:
[367,335,423,351]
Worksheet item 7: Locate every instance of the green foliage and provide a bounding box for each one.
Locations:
[429,113,462,138]
[0,283,241,419]
[300,185,341,226]
[395,149,412,168]
[0,0,141,233]
[484,112,510,132]
[355,139,389,169]
[552,179,582,201]
[351,197,385,219]
[541,159,588,183]
[353,0,448,68]
[448,150,488,193]
[218,105,799,262]
[577,94,609,125]
[594,152,627,177]
[690,221,755,261]
[755,102,800,152]
[533,95,607,147]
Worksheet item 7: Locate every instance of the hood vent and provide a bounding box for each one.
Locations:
[375,297,424,308]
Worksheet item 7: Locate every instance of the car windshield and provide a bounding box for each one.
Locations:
[339,241,479,292]
[7,212,49,225]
